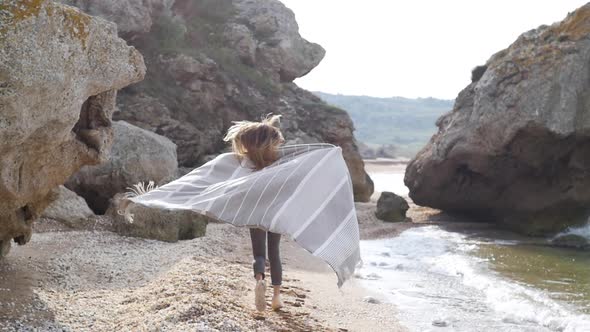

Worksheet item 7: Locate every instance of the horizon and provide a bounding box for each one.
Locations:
[281,0,589,100]
[313,90,455,102]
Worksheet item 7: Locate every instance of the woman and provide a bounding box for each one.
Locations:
[120,114,361,311]
[223,114,285,311]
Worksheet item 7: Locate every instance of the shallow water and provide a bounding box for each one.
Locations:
[362,170,590,332]
[477,241,590,315]
[360,227,590,332]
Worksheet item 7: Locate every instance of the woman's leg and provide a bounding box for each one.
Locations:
[249,228,266,280]
[250,228,267,311]
[267,232,282,286]
[267,232,282,310]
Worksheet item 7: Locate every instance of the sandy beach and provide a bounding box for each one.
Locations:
[0,199,415,332]
[0,162,511,331]
[363,160,408,175]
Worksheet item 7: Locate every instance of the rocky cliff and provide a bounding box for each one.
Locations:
[60,0,374,202]
[405,4,590,235]
[0,0,145,257]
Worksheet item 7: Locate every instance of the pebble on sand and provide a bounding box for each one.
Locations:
[363,296,380,304]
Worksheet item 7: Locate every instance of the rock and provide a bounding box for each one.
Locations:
[231,0,326,82]
[41,186,95,226]
[432,319,448,327]
[58,0,175,37]
[405,4,590,235]
[551,234,590,249]
[66,121,178,214]
[160,53,218,83]
[224,23,257,66]
[362,296,380,304]
[106,194,208,242]
[0,0,145,257]
[375,192,409,222]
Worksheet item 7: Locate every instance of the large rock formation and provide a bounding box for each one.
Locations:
[66,121,178,214]
[405,4,590,235]
[61,0,374,201]
[0,0,146,257]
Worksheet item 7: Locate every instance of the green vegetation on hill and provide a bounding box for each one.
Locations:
[314,92,454,158]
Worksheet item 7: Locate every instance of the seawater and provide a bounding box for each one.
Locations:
[361,170,590,332]
[370,171,409,197]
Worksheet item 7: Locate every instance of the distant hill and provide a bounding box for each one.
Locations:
[314,92,454,158]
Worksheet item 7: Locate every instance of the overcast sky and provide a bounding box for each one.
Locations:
[279,0,588,99]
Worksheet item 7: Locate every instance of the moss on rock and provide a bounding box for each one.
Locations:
[60,5,91,48]
[551,5,590,40]
[1,1,91,48]
[0,0,45,25]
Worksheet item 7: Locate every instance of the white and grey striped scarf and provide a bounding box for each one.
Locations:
[123,143,361,286]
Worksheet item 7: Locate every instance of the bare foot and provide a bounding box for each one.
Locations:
[255,280,266,311]
[272,286,283,311]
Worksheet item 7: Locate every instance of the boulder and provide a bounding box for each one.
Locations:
[375,192,409,222]
[106,194,208,242]
[551,234,589,250]
[0,0,145,257]
[66,121,178,214]
[231,0,326,82]
[405,4,590,235]
[41,186,95,226]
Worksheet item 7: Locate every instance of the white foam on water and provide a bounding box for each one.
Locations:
[359,226,590,332]
[555,222,590,241]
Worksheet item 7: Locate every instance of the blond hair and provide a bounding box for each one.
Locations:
[223,114,284,170]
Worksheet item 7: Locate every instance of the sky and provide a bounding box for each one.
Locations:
[279,0,588,99]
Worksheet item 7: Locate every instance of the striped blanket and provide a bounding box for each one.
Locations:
[124,143,361,286]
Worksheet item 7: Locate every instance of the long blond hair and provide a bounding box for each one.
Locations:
[223,114,284,170]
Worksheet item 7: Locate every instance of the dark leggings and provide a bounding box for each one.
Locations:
[250,228,282,286]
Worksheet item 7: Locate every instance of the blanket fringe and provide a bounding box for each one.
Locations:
[116,181,159,223]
